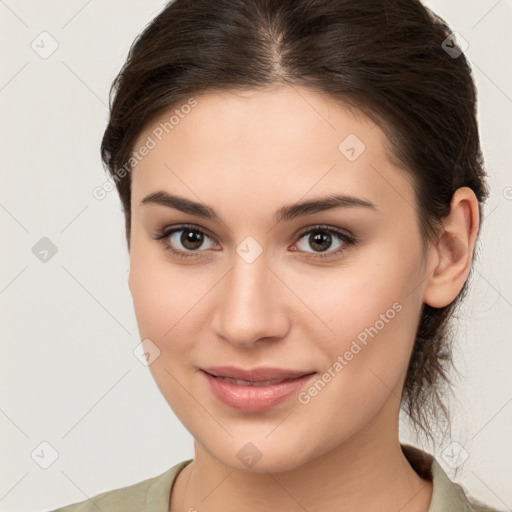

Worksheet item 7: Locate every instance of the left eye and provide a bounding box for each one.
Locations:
[293,226,355,258]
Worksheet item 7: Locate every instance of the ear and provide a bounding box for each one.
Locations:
[423,187,480,308]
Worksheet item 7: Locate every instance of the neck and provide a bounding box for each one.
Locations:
[170,408,432,512]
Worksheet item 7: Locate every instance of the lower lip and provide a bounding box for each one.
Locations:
[202,371,316,412]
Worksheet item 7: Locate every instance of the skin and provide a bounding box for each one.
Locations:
[127,84,479,512]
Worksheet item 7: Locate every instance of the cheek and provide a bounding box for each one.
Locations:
[292,272,421,443]
[294,238,424,386]
[129,243,200,339]
[296,252,421,346]
[128,247,216,390]
[128,253,203,414]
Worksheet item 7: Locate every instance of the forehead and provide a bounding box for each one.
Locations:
[130,85,415,219]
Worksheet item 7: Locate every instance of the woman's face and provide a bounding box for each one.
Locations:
[128,85,434,472]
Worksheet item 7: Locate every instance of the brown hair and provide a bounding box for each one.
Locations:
[100,0,489,439]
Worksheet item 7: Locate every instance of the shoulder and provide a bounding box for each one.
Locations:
[401,444,504,512]
[46,460,192,512]
[443,477,504,512]
[429,457,505,512]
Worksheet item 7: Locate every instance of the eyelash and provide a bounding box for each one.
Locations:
[153,223,357,261]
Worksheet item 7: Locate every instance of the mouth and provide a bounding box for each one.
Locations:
[202,366,314,382]
[201,366,316,412]
[210,376,293,386]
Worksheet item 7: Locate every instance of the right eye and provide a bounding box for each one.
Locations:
[154,224,219,259]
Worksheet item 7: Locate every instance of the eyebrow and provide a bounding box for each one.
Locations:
[140,191,378,223]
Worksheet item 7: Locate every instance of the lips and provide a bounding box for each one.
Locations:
[202,366,313,383]
[214,376,287,387]
[201,366,316,412]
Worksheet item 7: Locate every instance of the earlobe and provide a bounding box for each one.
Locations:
[423,187,480,309]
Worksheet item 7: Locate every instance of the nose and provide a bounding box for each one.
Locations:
[211,250,290,348]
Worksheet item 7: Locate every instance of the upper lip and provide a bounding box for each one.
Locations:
[202,366,315,382]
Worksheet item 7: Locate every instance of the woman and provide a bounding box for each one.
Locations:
[51,0,502,510]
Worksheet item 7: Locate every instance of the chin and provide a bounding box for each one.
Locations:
[196,430,328,474]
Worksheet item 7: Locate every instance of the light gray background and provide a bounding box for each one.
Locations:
[1,1,511,511]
